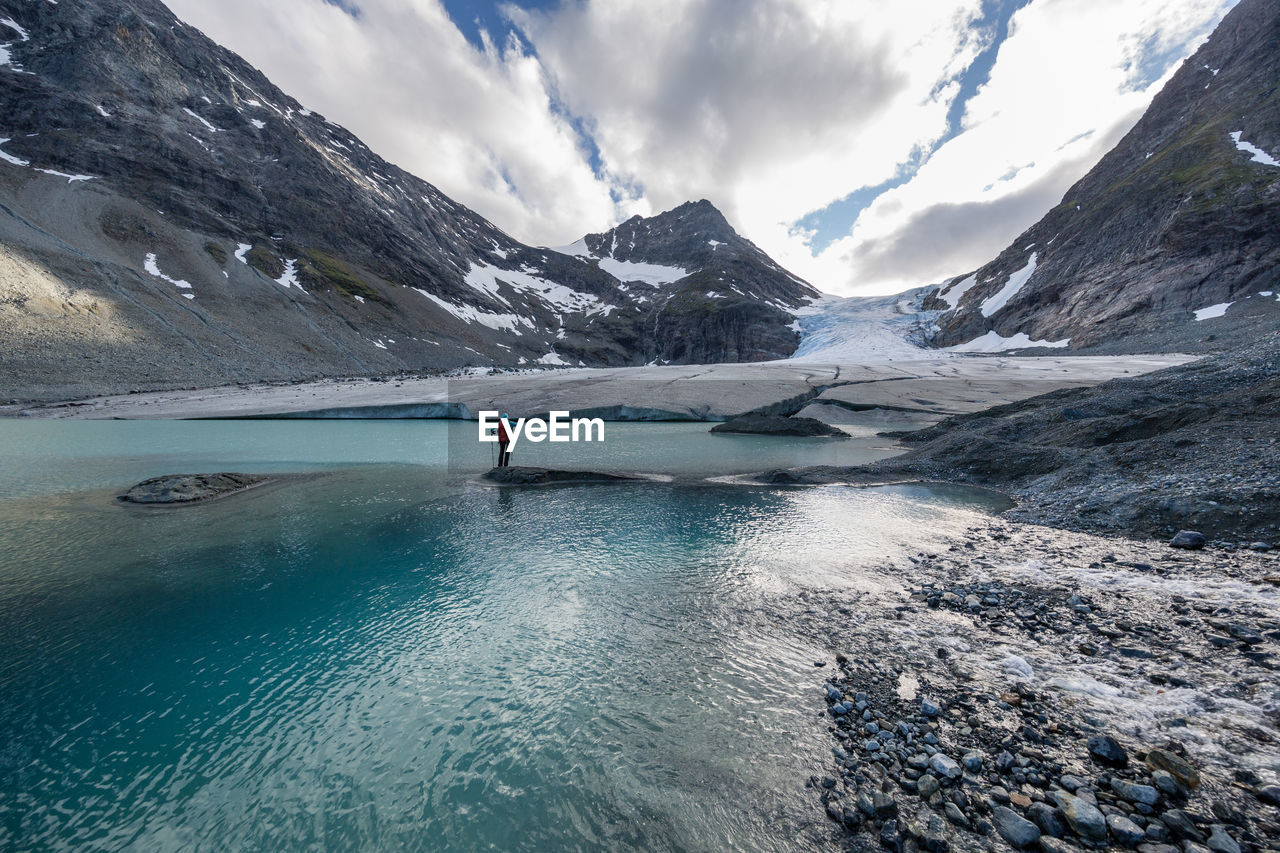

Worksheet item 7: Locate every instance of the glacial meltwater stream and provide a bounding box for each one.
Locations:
[0,419,1009,851]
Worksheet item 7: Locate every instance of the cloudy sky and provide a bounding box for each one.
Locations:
[166,0,1237,295]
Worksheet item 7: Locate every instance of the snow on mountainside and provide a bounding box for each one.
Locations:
[924,0,1280,354]
[0,0,815,401]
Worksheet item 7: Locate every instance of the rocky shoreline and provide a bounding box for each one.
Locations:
[799,518,1279,852]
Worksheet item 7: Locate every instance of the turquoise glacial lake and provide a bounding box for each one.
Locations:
[0,419,1005,851]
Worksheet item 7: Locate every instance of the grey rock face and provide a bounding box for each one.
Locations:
[927,0,1280,354]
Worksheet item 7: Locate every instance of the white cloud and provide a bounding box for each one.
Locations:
[166,0,1237,297]
[165,0,620,245]
[796,0,1238,294]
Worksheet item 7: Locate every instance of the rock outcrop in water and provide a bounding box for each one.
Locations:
[481,467,643,486]
[117,472,269,504]
[710,414,849,438]
[925,0,1280,354]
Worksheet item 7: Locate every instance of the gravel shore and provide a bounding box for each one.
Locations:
[800,518,1279,852]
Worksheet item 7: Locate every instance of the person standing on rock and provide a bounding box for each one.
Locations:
[497,413,513,468]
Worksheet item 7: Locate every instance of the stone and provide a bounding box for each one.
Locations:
[1145,749,1200,790]
[962,751,983,773]
[992,806,1042,848]
[1026,802,1068,838]
[944,802,969,827]
[873,791,899,819]
[1087,735,1129,767]
[880,819,903,853]
[711,414,851,439]
[1054,791,1108,843]
[1205,826,1240,853]
[1160,810,1205,843]
[1009,793,1033,808]
[1151,771,1180,797]
[1112,779,1159,806]
[1109,814,1147,847]
[989,786,1011,805]
[929,754,962,781]
[917,774,941,799]
[920,699,941,717]
[1039,838,1076,853]
[996,751,1016,772]
[1169,531,1206,550]
[1256,785,1280,806]
[1058,775,1086,792]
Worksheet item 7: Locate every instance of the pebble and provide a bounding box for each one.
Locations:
[1054,791,1108,843]
[1257,784,1280,806]
[993,806,1042,849]
[1151,770,1180,796]
[1108,813,1147,847]
[1026,802,1067,838]
[944,801,969,827]
[1169,530,1206,549]
[1112,778,1159,805]
[1039,838,1075,853]
[920,698,941,717]
[1205,825,1241,853]
[961,751,983,773]
[929,753,962,781]
[1086,734,1129,767]
[917,774,940,799]
[1145,748,1200,790]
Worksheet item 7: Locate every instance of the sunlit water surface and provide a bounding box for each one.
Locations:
[0,420,1005,851]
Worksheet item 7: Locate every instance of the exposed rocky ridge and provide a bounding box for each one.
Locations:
[926,0,1280,353]
[754,331,1280,543]
[0,0,815,401]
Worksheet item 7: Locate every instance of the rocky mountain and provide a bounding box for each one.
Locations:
[0,0,815,402]
[925,0,1280,353]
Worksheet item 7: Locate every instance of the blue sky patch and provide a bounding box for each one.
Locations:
[793,0,1035,254]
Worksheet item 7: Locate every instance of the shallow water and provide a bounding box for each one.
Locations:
[0,419,1005,851]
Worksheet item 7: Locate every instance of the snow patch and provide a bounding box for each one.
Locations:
[1193,301,1233,321]
[0,138,30,166]
[275,259,304,291]
[250,119,265,130]
[144,253,192,292]
[95,105,111,118]
[708,240,724,248]
[1228,131,1279,167]
[463,261,599,313]
[980,253,1037,317]
[234,243,251,264]
[182,108,221,133]
[1,17,30,41]
[597,257,689,286]
[537,351,569,366]
[947,330,1069,352]
[35,168,94,183]
[414,288,526,332]
[549,238,591,258]
[936,273,978,310]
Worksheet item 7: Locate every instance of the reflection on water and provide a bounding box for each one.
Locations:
[0,421,1004,851]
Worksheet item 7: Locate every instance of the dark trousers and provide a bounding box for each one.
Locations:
[498,442,511,467]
